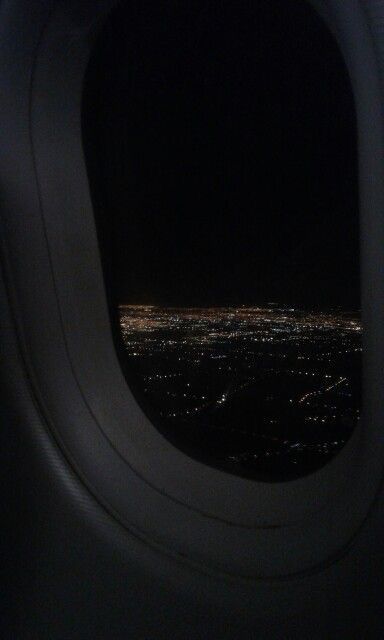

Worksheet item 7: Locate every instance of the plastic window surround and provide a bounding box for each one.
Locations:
[0,0,383,579]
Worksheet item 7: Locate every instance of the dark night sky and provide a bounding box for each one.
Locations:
[83,0,359,311]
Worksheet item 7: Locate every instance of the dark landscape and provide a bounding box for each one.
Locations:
[119,304,361,480]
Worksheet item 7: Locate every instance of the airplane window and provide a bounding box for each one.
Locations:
[82,0,360,481]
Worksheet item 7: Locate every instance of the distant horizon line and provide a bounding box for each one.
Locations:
[118,302,361,313]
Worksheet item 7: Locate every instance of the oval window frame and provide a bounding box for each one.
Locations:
[0,0,383,579]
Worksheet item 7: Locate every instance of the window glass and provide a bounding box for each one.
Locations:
[83,0,360,480]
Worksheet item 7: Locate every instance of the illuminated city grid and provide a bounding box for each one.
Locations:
[119,304,362,479]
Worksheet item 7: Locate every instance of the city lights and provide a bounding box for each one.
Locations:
[119,304,361,477]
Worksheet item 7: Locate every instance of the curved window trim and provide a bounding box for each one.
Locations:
[0,0,382,579]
